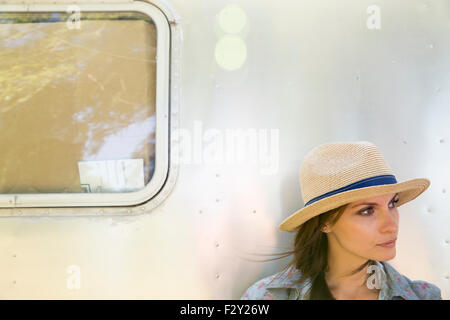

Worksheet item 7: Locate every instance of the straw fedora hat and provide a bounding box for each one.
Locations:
[279,141,430,232]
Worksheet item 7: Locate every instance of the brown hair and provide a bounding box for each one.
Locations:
[262,203,374,299]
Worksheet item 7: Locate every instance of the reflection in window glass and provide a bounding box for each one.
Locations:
[0,12,157,194]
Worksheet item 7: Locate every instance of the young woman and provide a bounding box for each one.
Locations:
[241,141,442,300]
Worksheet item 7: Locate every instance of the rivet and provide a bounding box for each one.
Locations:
[402,140,407,144]
[427,207,432,213]
[199,210,203,214]
[215,242,219,247]
[141,207,145,211]
[12,280,16,284]
[216,274,220,279]
[127,209,131,214]
[439,138,444,143]
[442,188,446,193]
[253,210,256,214]
[12,254,16,258]
[216,173,220,178]
[445,239,450,244]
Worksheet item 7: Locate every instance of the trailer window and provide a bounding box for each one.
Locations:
[0,2,170,207]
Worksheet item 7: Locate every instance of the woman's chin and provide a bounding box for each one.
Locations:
[373,247,396,261]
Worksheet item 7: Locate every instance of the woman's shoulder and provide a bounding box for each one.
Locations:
[240,273,279,300]
[240,267,305,300]
[380,261,442,300]
[408,280,442,300]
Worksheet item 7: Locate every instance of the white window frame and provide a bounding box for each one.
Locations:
[0,1,170,208]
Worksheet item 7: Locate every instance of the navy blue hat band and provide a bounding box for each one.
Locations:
[304,174,397,207]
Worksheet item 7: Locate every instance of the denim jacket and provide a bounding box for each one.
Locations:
[241,260,442,300]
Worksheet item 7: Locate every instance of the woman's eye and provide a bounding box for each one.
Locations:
[390,199,399,207]
[359,199,399,216]
[359,207,374,216]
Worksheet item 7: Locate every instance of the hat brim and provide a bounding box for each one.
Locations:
[279,178,430,232]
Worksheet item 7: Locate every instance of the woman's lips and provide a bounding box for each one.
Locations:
[377,238,397,247]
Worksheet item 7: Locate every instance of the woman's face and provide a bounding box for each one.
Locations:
[327,193,399,262]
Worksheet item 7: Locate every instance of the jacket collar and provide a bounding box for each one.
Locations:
[264,265,311,299]
[381,261,421,300]
[265,261,421,300]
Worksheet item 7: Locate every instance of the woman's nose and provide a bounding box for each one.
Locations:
[379,207,399,233]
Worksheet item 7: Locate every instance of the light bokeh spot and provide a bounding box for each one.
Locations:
[218,4,247,34]
[215,35,247,71]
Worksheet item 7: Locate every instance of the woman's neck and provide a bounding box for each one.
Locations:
[324,258,378,299]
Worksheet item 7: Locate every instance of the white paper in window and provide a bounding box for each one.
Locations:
[78,159,145,193]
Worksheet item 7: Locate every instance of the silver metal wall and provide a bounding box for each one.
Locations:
[0,0,448,299]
